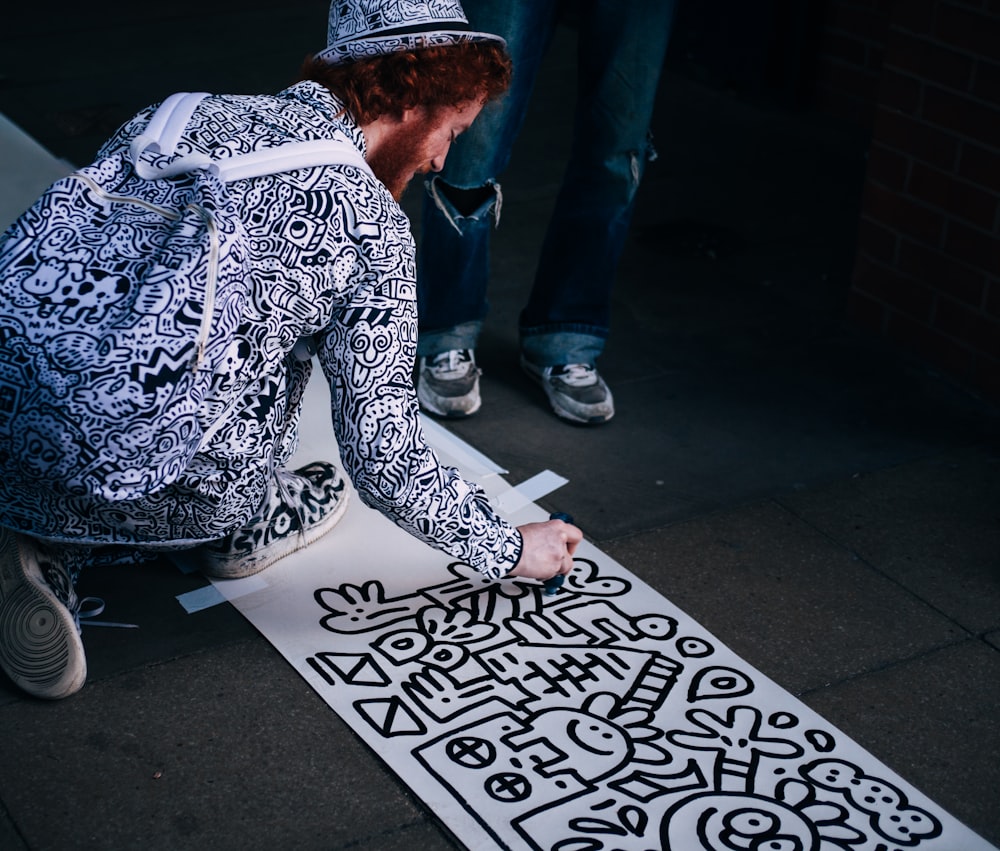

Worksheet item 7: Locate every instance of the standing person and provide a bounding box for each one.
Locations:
[415,0,676,424]
[0,0,581,701]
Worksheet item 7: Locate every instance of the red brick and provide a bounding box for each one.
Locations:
[828,2,894,41]
[923,84,1000,149]
[863,181,946,246]
[853,254,936,320]
[885,31,976,92]
[933,294,977,337]
[886,311,975,378]
[934,298,1000,358]
[945,220,1000,273]
[933,299,1000,358]
[879,68,924,113]
[974,58,1000,105]
[890,0,937,35]
[866,142,910,190]
[868,42,887,73]
[872,107,959,169]
[937,2,1000,62]
[897,238,987,304]
[960,142,1000,194]
[928,45,978,92]
[909,161,999,229]
[881,30,923,72]
[858,213,900,262]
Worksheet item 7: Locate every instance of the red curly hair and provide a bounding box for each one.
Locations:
[296,41,512,125]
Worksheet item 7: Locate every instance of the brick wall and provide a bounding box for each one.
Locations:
[817,1,1000,403]
[815,0,894,125]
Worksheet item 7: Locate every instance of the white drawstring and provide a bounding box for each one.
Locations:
[76,597,139,630]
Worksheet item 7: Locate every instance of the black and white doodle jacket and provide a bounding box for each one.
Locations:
[0,82,522,579]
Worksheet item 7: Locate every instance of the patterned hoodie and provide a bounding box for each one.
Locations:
[0,82,521,579]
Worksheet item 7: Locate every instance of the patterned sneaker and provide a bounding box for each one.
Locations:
[195,461,349,579]
[417,349,482,418]
[0,529,88,699]
[521,358,615,424]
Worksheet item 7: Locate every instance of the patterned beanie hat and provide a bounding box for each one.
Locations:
[316,0,506,65]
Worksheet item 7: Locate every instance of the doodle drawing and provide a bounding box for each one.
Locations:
[205,397,995,851]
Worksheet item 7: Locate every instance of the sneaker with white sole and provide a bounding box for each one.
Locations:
[521,358,615,424]
[417,349,482,418]
[195,461,349,579]
[0,529,88,699]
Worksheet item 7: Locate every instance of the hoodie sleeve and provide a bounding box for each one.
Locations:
[314,183,522,579]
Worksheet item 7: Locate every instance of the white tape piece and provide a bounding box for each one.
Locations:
[177,575,269,613]
[177,585,226,613]
[495,469,569,515]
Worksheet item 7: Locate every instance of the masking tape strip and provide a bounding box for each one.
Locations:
[177,575,269,613]
[495,469,569,515]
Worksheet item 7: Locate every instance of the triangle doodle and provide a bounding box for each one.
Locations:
[355,696,428,738]
[307,652,390,687]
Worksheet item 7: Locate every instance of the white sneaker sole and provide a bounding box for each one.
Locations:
[0,530,86,700]
[200,487,351,580]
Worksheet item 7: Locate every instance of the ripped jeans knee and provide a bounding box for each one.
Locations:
[425,176,503,234]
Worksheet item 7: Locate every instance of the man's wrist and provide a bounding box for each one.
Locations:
[502,529,524,577]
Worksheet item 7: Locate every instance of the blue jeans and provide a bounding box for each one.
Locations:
[417,0,676,367]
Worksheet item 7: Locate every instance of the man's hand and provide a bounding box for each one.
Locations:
[507,518,582,580]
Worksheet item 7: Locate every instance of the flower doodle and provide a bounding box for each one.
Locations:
[668,705,803,793]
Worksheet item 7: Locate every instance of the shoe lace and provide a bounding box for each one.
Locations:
[427,349,473,378]
[553,363,598,387]
[41,560,139,630]
[76,597,139,629]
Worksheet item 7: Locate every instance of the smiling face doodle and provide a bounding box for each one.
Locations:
[505,705,632,784]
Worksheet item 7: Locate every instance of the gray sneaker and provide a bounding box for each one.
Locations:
[0,529,88,699]
[521,358,615,424]
[195,461,349,579]
[417,349,482,418]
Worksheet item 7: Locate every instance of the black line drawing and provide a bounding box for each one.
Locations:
[290,547,989,850]
[307,651,390,687]
[659,790,864,850]
[686,666,754,703]
[353,696,428,738]
[667,705,804,793]
[803,759,943,846]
